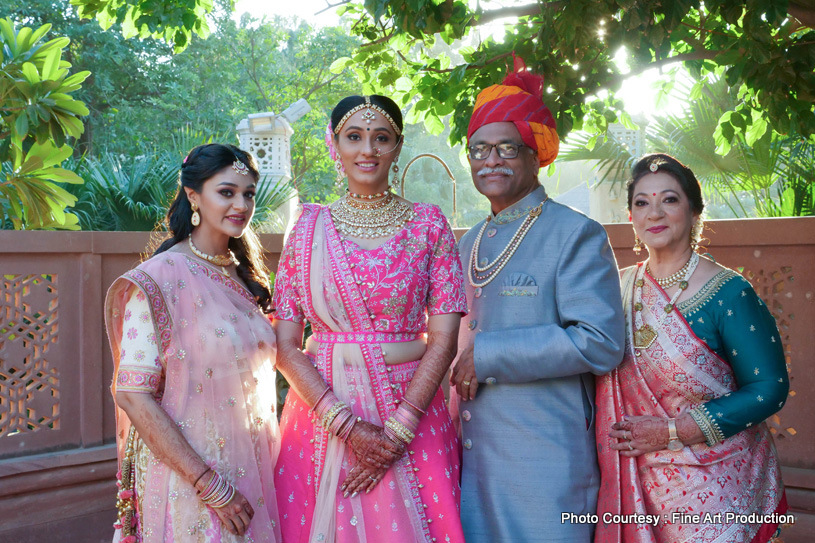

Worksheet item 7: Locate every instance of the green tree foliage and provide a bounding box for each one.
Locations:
[70,0,214,52]
[67,0,815,154]
[559,77,815,217]
[329,0,815,149]
[10,1,362,202]
[0,17,89,229]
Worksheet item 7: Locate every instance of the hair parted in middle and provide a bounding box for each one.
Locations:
[626,153,705,216]
[330,95,404,136]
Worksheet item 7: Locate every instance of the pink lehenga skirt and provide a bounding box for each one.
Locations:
[275,358,465,543]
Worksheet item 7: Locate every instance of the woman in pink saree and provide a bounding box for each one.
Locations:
[105,144,281,542]
[595,154,789,543]
[273,95,467,543]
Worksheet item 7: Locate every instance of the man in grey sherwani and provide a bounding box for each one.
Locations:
[449,58,626,542]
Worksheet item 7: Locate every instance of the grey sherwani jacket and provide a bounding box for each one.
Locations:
[453,186,625,542]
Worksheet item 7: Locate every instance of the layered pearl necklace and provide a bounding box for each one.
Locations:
[330,191,415,239]
[188,237,238,274]
[468,198,547,288]
[647,255,695,289]
[633,252,699,349]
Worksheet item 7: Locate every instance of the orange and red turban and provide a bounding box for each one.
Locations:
[467,55,559,168]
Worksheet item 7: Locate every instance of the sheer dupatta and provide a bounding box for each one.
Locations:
[106,253,281,543]
[297,205,431,543]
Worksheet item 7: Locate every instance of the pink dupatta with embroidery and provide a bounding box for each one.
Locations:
[595,264,784,543]
[106,252,281,542]
[292,205,437,543]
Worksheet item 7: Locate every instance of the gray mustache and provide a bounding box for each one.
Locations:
[477,167,514,176]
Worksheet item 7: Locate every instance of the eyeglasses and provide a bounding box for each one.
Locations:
[467,142,527,160]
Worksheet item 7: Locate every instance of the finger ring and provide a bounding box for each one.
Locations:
[628,442,633,451]
[462,380,471,386]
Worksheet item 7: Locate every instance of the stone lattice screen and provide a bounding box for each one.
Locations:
[0,221,812,542]
[1,274,60,439]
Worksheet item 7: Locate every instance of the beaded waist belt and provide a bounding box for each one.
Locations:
[312,331,422,344]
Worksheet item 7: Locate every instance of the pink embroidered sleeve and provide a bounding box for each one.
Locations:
[115,289,162,394]
[426,209,468,316]
[273,232,305,323]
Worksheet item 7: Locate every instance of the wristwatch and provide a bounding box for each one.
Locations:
[667,418,684,451]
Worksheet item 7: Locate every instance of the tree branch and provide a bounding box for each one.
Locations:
[473,2,563,27]
[316,0,352,16]
[398,50,513,74]
[788,2,815,29]
[305,72,343,98]
[625,50,721,78]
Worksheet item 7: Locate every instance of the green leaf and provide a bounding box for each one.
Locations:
[745,111,768,147]
[21,61,41,84]
[423,114,445,135]
[329,56,353,74]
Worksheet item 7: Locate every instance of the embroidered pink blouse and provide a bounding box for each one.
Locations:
[273,203,467,332]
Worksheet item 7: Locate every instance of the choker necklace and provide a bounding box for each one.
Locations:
[468,198,547,289]
[633,252,699,349]
[188,237,238,271]
[646,254,694,289]
[331,193,415,239]
[347,188,391,200]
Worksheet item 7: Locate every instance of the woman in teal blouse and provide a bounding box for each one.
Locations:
[595,153,789,543]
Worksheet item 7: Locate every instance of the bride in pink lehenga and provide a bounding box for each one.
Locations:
[273,95,467,543]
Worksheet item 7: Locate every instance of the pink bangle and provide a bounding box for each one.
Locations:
[309,387,332,414]
[393,405,420,433]
[401,398,427,416]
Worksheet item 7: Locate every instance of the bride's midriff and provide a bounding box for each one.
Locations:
[305,337,427,365]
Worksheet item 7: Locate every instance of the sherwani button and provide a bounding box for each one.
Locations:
[463,439,473,449]
[461,410,471,421]
[479,257,489,267]
[486,228,497,238]
[485,377,497,385]
[474,287,483,298]
[468,320,477,330]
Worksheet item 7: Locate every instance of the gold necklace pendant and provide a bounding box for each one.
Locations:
[331,196,415,239]
[634,324,657,349]
[188,237,237,267]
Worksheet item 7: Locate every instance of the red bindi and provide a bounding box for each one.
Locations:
[653,193,656,196]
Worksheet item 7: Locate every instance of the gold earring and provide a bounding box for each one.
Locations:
[191,202,200,226]
[633,234,643,255]
[391,162,399,189]
[335,157,345,183]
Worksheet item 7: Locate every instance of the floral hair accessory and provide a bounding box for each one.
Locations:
[649,162,659,172]
[325,121,339,162]
[182,155,189,164]
[233,159,249,175]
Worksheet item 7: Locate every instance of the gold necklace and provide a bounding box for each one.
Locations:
[646,254,694,289]
[331,195,415,239]
[468,199,547,289]
[188,237,238,271]
[633,252,699,349]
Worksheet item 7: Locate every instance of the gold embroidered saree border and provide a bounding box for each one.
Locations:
[678,268,741,317]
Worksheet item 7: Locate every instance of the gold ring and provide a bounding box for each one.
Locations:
[462,380,471,386]
[628,442,633,451]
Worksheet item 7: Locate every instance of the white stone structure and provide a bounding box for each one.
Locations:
[236,99,310,231]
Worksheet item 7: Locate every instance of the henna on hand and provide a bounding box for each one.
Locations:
[345,421,405,469]
[610,415,669,457]
[211,489,254,536]
[406,313,461,409]
[274,320,332,407]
